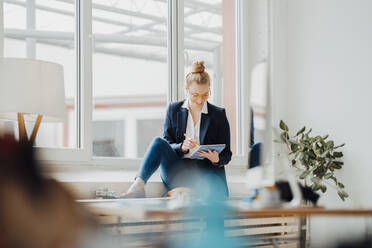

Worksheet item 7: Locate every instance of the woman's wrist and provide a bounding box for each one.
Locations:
[181,143,189,154]
[212,158,219,164]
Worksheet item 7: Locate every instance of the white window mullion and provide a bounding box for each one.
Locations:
[124,118,137,158]
[0,0,3,58]
[168,0,184,102]
[80,0,92,160]
[236,0,251,158]
[176,0,184,101]
[26,0,36,59]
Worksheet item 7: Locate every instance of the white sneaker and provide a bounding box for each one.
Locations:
[121,178,146,198]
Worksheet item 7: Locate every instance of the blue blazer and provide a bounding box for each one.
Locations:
[163,101,232,196]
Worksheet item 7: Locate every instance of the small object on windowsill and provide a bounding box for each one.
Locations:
[275,181,320,206]
[238,186,282,210]
[95,187,119,199]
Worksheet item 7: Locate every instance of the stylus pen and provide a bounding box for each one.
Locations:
[184,133,199,146]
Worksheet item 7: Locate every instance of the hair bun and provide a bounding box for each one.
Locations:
[192,61,205,74]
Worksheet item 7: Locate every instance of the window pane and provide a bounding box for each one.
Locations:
[183,0,239,154]
[2,0,77,148]
[92,0,168,158]
[137,119,163,157]
[93,120,125,157]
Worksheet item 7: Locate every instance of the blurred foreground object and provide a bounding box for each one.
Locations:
[0,135,94,248]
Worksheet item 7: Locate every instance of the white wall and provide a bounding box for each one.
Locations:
[0,1,3,57]
[274,0,372,247]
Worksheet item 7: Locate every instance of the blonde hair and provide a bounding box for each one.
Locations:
[185,61,211,88]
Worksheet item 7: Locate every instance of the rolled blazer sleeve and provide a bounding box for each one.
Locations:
[163,104,184,157]
[215,109,232,167]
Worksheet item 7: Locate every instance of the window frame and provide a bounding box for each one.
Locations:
[0,0,251,171]
[34,0,92,162]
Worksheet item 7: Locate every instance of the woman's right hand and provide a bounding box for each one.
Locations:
[181,136,198,153]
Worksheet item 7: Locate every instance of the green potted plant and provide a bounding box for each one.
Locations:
[278,120,349,201]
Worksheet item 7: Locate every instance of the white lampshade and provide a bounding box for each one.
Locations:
[0,58,66,122]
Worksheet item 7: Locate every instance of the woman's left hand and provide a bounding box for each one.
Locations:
[198,149,219,164]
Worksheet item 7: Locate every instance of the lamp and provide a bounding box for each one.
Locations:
[0,58,66,144]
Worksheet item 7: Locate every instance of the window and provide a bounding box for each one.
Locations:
[2,0,77,148]
[92,0,168,158]
[182,0,240,154]
[0,0,251,166]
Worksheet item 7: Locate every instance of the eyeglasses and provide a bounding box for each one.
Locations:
[189,90,210,101]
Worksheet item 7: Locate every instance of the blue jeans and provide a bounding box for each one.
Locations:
[137,137,226,198]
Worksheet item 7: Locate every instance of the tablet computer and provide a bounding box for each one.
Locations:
[190,144,226,160]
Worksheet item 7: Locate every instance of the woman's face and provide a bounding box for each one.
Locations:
[186,82,210,106]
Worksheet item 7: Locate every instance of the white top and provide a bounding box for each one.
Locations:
[181,99,208,158]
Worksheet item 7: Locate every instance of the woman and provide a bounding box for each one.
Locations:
[123,61,232,198]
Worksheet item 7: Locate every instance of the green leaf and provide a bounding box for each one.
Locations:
[341,190,349,198]
[313,166,325,175]
[324,172,333,179]
[291,159,296,165]
[312,142,318,150]
[300,170,309,179]
[337,191,345,201]
[321,184,327,193]
[279,120,289,131]
[334,143,346,149]
[307,150,316,159]
[313,143,321,156]
[320,150,329,158]
[312,182,321,191]
[311,177,321,184]
[332,161,344,169]
[296,126,306,136]
[333,164,342,169]
[327,141,334,149]
[322,134,329,140]
[291,144,299,152]
[280,132,289,143]
[330,176,338,184]
[306,128,312,135]
[338,182,345,189]
[333,161,344,165]
[337,190,349,201]
[296,152,305,161]
[333,152,343,158]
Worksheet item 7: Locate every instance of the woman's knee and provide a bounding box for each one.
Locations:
[152,137,168,148]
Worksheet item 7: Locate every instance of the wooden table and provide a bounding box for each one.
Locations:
[79,199,372,248]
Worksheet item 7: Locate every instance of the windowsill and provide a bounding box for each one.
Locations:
[47,167,248,199]
[51,169,247,183]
